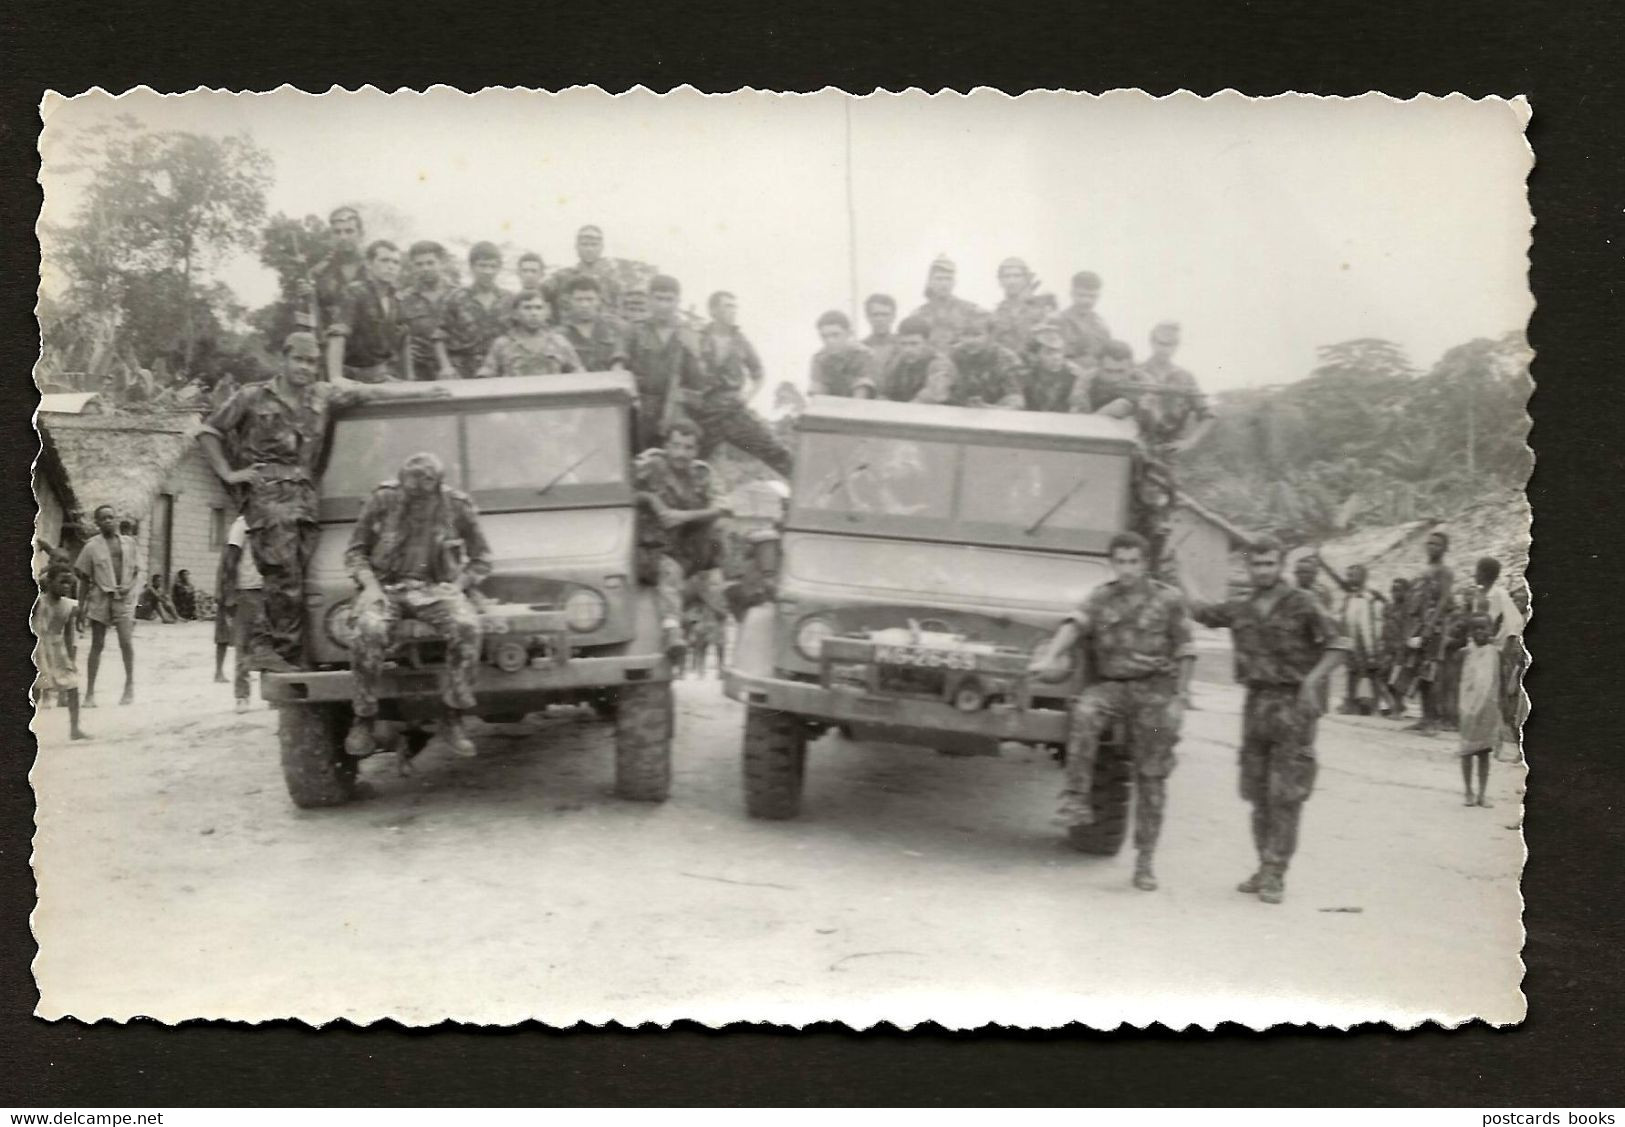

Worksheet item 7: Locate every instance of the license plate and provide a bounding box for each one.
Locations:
[873,644,978,671]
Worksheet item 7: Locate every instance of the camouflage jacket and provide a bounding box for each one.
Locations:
[477,330,584,378]
[947,341,1027,408]
[1022,359,1085,413]
[698,324,765,398]
[808,341,878,398]
[1136,356,1211,446]
[876,349,955,404]
[442,285,514,368]
[634,449,717,551]
[1191,584,1350,687]
[1054,306,1113,365]
[1066,578,1195,681]
[345,483,493,588]
[907,295,987,350]
[399,285,451,375]
[559,316,629,372]
[991,293,1058,355]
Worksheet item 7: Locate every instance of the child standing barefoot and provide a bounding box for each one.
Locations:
[1457,614,1499,806]
[34,565,90,741]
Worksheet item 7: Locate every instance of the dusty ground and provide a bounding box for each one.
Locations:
[31,620,1525,1028]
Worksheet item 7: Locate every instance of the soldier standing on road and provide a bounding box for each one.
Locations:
[808,311,878,398]
[443,242,513,379]
[557,276,629,372]
[946,311,1027,408]
[862,293,901,372]
[477,290,584,377]
[199,332,450,673]
[1028,531,1193,892]
[1055,271,1113,375]
[991,256,1058,357]
[1175,536,1348,905]
[1022,327,1086,413]
[875,315,955,404]
[624,275,713,454]
[907,256,986,350]
[634,420,732,664]
[343,452,492,761]
[325,240,407,383]
[1396,530,1457,736]
[545,225,624,317]
[399,241,458,380]
[694,292,794,477]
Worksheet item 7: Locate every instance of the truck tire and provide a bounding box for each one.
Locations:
[1065,741,1132,856]
[278,702,358,809]
[614,682,673,802]
[743,707,807,820]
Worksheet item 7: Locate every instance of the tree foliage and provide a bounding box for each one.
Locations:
[1181,333,1532,543]
[40,117,273,394]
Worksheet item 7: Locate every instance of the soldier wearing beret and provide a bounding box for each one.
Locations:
[906,256,986,350]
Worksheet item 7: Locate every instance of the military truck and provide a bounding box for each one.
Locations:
[262,372,674,808]
[724,396,1222,854]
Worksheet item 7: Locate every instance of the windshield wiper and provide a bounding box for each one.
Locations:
[1025,472,1090,535]
[536,447,601,496]
[818,441,872,508]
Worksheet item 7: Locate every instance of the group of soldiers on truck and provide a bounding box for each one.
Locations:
[199,204,1350,905]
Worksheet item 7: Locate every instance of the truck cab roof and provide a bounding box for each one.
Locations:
[341,370,638,414]
[798,395,1141,454]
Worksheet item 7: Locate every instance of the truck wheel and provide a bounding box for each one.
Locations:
[743,707,807,820]
[278,702,358,809]
[1065,744,1132,856]
[614,682,673,802]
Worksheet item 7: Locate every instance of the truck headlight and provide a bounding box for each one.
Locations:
[794,616,835,660]
[1034,645,1076,683]
[564,587,608,633]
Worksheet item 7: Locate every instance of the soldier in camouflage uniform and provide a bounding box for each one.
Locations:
[1136,322,1213,457]
[946,311,1027,408]
[875,315,955,403]
[477,290,583,377]
[694,291,793,477]
[199,333,450,672]
[399,241,457,380]
[442,242,514,379]
[342,452,493,761]
[1178,536,1348,904]
[1022,327,1086,413]
[1054,270,1113,376]
[544,225,625,318]
[808,310,878,398]
[1029,531,1194,892]
[634,420,731,663]
[906,255,986,350]
[557,275,629,372]
[991,256,1058,357]
[300,206,367,335]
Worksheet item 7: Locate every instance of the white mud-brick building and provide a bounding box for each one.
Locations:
[38,404,235,597]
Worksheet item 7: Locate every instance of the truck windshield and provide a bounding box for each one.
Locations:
[321,404,625,501]
[466,405,626,490]
[795,432,955,520]
[790,430,1130,550]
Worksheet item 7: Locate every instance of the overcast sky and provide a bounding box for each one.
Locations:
[40,88,1531,402]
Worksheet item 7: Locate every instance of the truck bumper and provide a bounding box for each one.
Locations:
[263,654,670,705]
[722,669,1070,745]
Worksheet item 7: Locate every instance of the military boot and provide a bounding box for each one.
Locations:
[441,712,477,759]
[1052,790,1094,828]
[1132,853,1158,892]
[1257,866,1286,905]
[1236,869,1266,895]
[344,717,378,758]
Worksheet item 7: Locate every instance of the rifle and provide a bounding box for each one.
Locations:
[1389,574,1454,698]
[290,227,320,333]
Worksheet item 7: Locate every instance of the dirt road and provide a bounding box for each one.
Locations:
[31,621,1525,1027]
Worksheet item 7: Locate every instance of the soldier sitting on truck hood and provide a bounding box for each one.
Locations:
[342,451,493,761]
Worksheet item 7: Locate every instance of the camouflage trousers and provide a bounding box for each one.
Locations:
[648,554,725,628]
[247,517,318,668]
[1065,677,1181,853]
[692,394,793,478]
[1240,685,1321,872]
[350,582,481,718]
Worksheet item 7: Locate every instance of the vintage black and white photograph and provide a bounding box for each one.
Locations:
[30,87,1532,1028]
